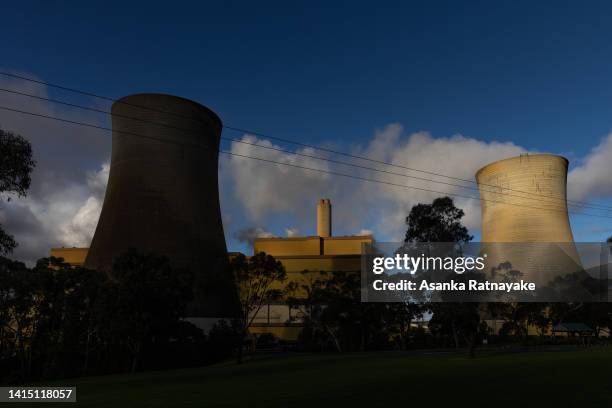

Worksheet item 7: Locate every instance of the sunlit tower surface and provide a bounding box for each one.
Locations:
[476,154,582,284]
[477,154,575,243]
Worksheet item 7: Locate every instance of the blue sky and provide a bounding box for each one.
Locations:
[4,0,612,154]
[2,1,612,260]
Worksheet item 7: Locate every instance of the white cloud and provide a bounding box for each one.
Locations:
[2,160,109,262]
[233,227,277,247]
[568,133,612,201]
[86,161,110,197]
[59,196,103,247]
[223,125,526,241]
[0,70,110,263]
[285,227,299,237]
[358,126,526,239]
[58,162,109,247]
[222,135,332,222]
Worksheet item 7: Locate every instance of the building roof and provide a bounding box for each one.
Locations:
[253,234,373,242]
[552,323,594,332]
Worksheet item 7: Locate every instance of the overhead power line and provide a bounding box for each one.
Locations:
[2,71,608,210]
[1,103,611,220]
[0,71,201,123]
[220,127,606,211]
[0,85,610,212]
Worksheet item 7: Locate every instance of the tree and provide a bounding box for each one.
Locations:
[30,257,108,376]
[497,303,531,340]
[405,196,472,244]
[0,128,36,255]
[428,302,484,356]
[297,271,346,352]
[103,250,194,373]
[0,251,209,381]
[404,196,480,356]
[230,252,286,363]
[293,270,394,352]
[382,302,424,350]
[0,256,36,378]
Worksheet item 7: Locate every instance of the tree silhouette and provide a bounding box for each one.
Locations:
[405,196,480,357]
[0,128,36,254]
[405,196,472,244]
[230,252,286,363]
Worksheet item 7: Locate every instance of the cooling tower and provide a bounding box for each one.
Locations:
[476,154,582,285]
[85,93,237,317]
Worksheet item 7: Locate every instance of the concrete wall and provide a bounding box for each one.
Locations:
[254,235,372,257]
[323,236,372,255]
[255,237,323,256]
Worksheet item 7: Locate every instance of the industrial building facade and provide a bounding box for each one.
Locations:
[51,198,372,341]
[248,206,372,340]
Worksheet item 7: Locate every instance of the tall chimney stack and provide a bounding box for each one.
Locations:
[317,198,332,237]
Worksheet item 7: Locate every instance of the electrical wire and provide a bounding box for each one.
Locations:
[1,103,611,220]
[1,70,609,212]
[0,85,609,212]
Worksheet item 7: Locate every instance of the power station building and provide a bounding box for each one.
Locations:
[249,199,372,340]
[49,247,89,267]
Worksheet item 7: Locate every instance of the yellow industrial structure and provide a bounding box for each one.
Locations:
[49,247,88,267]
[249,199,372,340]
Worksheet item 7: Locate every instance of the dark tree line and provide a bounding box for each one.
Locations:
[0,251,236,384]
[283,270,612,355]
[289,270,425,352]
[0,126,238,383]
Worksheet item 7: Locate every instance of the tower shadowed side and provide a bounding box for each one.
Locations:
[85,93,237,317]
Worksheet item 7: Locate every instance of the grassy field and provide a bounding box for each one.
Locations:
[27,347,612,407]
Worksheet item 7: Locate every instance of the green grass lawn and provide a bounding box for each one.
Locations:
[27,348,612,407]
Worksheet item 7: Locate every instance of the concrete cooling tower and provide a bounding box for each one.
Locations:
[85,93,237,318]
[476,154,582,286]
